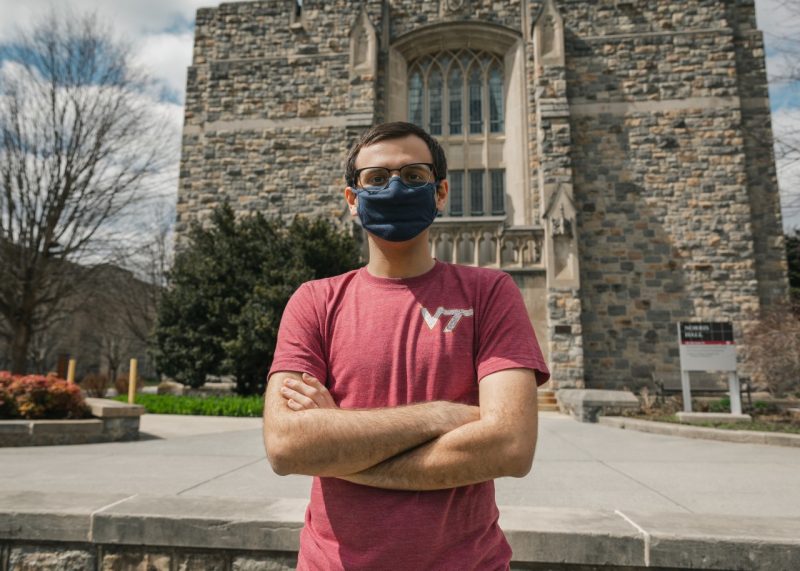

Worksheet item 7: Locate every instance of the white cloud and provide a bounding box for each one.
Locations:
[133,32,195,102]
[0,0,213,41]
[0,1,221,104]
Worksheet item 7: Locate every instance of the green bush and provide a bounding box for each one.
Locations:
[708,397,731,413]
[113,394,263,417]
[153,204,360,395]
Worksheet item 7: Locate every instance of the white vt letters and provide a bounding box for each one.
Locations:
[421,306,474,333]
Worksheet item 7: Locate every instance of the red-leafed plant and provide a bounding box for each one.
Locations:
[0,371,91,420]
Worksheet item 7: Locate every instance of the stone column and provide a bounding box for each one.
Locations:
[533,0,584,388]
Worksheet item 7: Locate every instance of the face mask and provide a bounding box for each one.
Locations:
[354,178,439,242]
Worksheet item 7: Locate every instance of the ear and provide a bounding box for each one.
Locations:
[435,179,449,212]
[344,186,359,217]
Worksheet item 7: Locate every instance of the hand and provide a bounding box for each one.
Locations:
[281,373,338,410]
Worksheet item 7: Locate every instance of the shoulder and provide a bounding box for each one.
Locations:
[296,267,363,300]
[439,262,514,290]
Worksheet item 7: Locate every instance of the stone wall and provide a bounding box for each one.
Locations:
[558,0,786,389]
[177,0,789,390]
[3,493,799,570]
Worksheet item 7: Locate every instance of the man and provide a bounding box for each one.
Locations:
[263,122,549,570]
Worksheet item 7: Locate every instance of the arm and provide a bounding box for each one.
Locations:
[339,368,539,491]
[263,370,479,477]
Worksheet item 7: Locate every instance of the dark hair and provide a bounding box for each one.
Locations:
[345,122,448,187]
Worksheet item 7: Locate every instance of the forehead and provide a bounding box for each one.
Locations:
[355,135,433,169]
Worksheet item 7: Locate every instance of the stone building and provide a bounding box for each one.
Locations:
[177,0,790,390]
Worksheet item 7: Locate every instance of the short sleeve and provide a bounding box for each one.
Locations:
[475,274,550,386]
[268,282,328,384]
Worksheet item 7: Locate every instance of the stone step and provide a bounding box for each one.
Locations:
[538,389,559,412]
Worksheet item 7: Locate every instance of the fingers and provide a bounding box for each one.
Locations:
[281,385,317,409]
[280,374,336,410]
[301,373,337,408]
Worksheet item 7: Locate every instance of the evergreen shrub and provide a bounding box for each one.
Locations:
[153,203,360,395]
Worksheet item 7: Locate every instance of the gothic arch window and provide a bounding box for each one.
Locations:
[407,49,505,218]
[407,50,504,137]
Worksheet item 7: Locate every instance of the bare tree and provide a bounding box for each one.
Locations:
[0,10,174,373]
[115,206,173,349]
[770,2,800,224]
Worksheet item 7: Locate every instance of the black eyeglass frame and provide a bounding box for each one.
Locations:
[353,162,438,190]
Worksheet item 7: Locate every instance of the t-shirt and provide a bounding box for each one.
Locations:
[268,260,550,571]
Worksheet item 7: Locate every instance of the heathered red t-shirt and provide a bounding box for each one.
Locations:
[268,260,549,571]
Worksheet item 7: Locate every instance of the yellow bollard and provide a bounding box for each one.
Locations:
[128,358,138,404]
[66,359,76,384]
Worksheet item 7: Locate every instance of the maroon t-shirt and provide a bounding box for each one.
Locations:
[269,260,549,570]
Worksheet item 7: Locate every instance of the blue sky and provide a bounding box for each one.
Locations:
[1,0,798,230]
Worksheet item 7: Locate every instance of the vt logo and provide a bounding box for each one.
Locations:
[421,306,474,333]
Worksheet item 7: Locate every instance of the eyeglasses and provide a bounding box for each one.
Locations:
[354,163,436,190]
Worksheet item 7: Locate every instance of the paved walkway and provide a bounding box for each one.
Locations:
[1,411,798,519]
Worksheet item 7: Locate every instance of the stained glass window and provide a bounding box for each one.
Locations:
[406,50,507,219]
[489,65,503,133]
[468,67,483,134]
[408,70,423,127]
[469,170,484,215]
[448,67,463,135]
[429,68,443,135]
[407,49,503,136]
[449,170,464,216]
[490,169,505,215]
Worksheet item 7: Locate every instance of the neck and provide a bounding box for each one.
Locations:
[365,231,436,279]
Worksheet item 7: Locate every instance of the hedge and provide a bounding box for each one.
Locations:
[113,394,263,417]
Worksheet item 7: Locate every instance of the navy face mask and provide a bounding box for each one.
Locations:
[354,178,439,242]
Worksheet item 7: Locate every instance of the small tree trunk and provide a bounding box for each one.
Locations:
[10,321,32,375]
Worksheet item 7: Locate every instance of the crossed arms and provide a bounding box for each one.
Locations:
[262,368,539,491]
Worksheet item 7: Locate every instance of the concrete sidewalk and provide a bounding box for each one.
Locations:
[1,412,799,570]
[1,411,799,518]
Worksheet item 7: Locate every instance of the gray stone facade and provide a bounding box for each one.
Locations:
[177,0,789,390]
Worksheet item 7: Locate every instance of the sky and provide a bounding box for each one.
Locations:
[0,0,798,231]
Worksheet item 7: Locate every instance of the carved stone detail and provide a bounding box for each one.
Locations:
[349,9,377,77]
[440,0,470,17]
[532,0,565,68]
[428,218,544,270]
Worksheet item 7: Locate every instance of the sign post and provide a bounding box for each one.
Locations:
[677,322,741,415]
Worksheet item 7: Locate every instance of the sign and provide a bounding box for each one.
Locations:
[678,322,736,372]
[677,322,742,415]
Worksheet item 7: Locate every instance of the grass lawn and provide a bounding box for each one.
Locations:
[113,393,263,417]
[634,414,800,434]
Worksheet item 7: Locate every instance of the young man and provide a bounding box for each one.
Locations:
[263,122,549,570]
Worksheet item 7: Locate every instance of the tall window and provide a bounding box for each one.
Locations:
[408,49,505,218]
[408,49,504,136]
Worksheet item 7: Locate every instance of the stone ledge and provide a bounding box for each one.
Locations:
[676,412,752,425]
[1,492,799,569]
[84,398,145,419]
[0,399,142,447]
[599,417,800,448]
[557,389,640,422]
[0,492,130,542]
[92,495,304,551]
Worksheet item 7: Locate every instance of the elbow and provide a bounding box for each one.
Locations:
[506,447,535,478]
[501,435,536,478]
[264,434,297,476]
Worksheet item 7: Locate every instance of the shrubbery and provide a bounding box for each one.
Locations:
[113,393,263,417]
[0,371,91,419]
[80,373,110,398]
[742,306,800,397]
[153,203,360,395]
